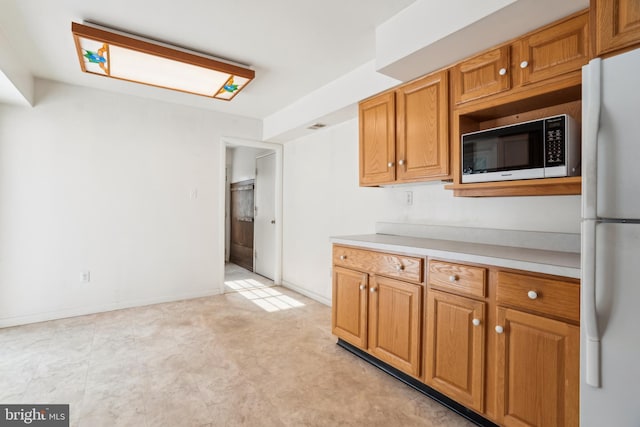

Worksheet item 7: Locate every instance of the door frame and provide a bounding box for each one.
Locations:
[219,137,283,292]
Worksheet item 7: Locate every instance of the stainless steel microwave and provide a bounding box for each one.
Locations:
[461,114,580,183]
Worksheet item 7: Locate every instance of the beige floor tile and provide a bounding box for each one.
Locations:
[0,264,475,426]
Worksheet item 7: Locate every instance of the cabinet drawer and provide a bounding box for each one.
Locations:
[428,260,486,298]
[496,271,580,323]
[333,246,423,283]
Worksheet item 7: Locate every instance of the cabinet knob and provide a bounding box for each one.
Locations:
[396,265,405,271]
[398,159,405,166]
[495,325,504,334]
[448,275,457,282]
[520,60,529,69]
[387,162,394,168]
[370,287,377,293]
[340,255,346,260]
[498,67,507,76]
[359,284,366,291]
[472,318,481,327]
[527,290,538,300]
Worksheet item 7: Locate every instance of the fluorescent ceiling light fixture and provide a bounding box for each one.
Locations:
[71,22,254,101]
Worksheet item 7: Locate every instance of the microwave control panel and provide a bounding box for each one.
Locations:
[545,116,566,166]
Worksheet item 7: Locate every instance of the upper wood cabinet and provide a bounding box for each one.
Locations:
[359,70,450,186]
[452,46,511,104]
[452,11,589,106]
[359,92,396,186]
[396,71,450,182]
[592,0,640,56]
[518,11,589,85]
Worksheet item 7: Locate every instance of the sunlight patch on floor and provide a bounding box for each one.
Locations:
[236,287,305,312]
[224,278,271,291]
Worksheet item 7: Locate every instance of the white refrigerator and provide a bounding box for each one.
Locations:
[581,48,640,426]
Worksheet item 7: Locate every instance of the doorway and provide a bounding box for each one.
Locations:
[220,138,282,294]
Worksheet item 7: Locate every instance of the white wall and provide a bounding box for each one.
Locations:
[228,146,265,183]
[282,119,581,303]
[0,79,261,327]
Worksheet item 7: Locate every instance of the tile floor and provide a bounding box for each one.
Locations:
[0,266,474,427]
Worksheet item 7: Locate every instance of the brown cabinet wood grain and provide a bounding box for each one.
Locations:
[333,245,423,284]
[368,275,423,377]
[518,12,589,85]
[396,70,450,181]
[425,289,486,412]
[429,260,487,298]
[495,307,579,427]
[332,266,368,349]
[592,0,640,56]
[452,46,511,104]
[359,69,450,186]
[359,91,396,186]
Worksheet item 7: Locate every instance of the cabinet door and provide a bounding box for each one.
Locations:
[519,12,589,86]
[593,0,640,56]
[359,92,396,186]
[496,307,579,427]
[425,289,485,412]
[452,46,511,104]
[332,266,368,348]
[368,276,422,377]
[396,70,450,181]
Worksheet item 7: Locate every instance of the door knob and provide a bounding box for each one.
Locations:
[270,219,276,224]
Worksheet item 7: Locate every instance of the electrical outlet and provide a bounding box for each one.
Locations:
[405,191,413,206]
[80,271,90,283]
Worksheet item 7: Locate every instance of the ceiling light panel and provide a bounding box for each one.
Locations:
[71,22,254,101]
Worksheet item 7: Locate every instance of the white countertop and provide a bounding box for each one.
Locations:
[331,233,581,279]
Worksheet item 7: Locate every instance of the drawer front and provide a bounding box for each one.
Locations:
[333,245,423,283]
[497,271,580,323]
[428,260,486,298]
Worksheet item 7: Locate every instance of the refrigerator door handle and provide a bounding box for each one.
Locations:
[582,219,601,387]
[582,58,601,219]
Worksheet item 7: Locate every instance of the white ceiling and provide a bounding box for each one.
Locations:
[0,0,416,119]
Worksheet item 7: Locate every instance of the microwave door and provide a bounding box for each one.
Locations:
[462,130,545,183]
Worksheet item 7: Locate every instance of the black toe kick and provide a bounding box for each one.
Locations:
[336,339,499,427]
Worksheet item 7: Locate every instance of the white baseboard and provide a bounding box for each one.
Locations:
[0,288,223,328]
[281,280,331,306]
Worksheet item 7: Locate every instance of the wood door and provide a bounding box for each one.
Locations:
[496,307,579,427]
[519,12,589,86]
[452,46,511,104]
[425,289,486,412]
[593,0,640,56]
[396,70,450,182]
[368,275,422,377]
[359,91,396,186]
[229,179,254,271]
[332,266,368,349]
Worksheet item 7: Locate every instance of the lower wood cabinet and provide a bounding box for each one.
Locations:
[368,275,422,376]
[332,246,580,427]
[495,307,579,427]
[425,289,486,412]
[332,245,424,377]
